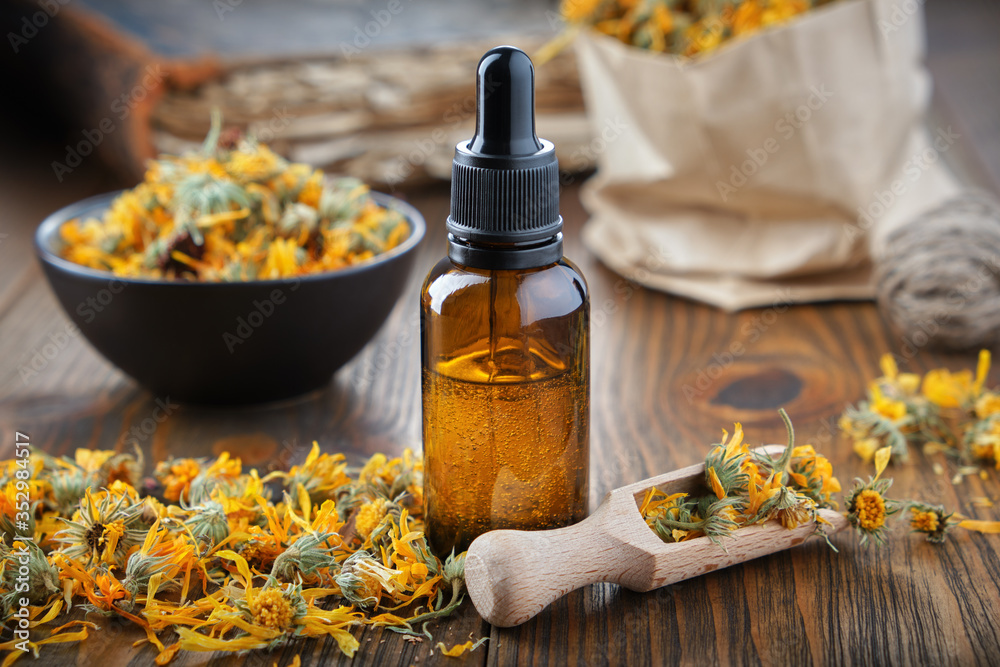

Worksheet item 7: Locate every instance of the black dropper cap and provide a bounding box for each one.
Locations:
[447,46,562,270]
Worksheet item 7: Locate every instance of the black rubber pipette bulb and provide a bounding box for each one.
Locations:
[469,47,544,157]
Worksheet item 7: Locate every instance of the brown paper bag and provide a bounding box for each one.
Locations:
[575,0,960,311]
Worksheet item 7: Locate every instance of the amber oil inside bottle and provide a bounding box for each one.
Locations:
[421,257,589,555]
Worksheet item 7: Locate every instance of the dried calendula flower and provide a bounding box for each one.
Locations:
[354,498,389,541]
[45,466,91,517]
[905,502,956,544]
[838,354,954,463]
[704,423,751,498]
[185,452,244,504]
[764,485,816,530]
[0,479,39,542]
[652,495,740,546]
[639,489,697,542]
[842,350,999,470]
[974,388,1000,420]
[787,444,841,508]
[55,487,149,568]
[59,112,409,282]
[96,448,145,489]
[742,411,821,530]
[176,551,363,656]
[964,412,1000,469]
[335,550,400,608]
[922,350,991,410]
[28,447,142,518]
[2,541,60,607]
[270,530,341,584]
[181,499,230,547]
[642,409,834,547]
[846,447,899,546]
[900,500,1000,544]
[442,550,466,584]
[121,518,195,601]
[333,450,423,539]
[154,457,203,503]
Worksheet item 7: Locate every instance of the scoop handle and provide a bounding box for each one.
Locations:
[464,500,644,628]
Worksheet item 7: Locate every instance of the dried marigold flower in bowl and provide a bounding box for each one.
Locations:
[35,116,425,404]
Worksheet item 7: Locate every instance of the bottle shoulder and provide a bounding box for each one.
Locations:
[557,257,589,295]
[421,257,589,318]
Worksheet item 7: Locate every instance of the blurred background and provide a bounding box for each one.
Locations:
[0,0,594,192]
[2,0,995,196]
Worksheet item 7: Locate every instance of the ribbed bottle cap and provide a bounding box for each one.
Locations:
[447,46,562,262]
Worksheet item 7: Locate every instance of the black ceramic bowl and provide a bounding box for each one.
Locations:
[35,191,425,405]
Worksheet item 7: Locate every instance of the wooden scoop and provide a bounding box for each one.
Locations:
[465,445,848,627]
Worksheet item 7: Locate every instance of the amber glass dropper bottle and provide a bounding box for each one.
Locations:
[421,46,590,555]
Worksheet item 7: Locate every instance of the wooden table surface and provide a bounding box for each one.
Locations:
[3,4,1000,666]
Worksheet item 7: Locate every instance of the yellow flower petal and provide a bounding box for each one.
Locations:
[436,638,487,657]
[898,373,921,395]
[297,482,312,521]
[958,519,1000,534]
[0,625,93,667]
[330,628,360,658]
[880,354,898,380]
[874,447,892,480]
[707,467,726,500]
[35,600,63,625]
[215,550,253,591]
[437,641,474,657]
[154,643,181,666]
[175,627,270,652]
[975,349,991,395]
[853,438,879,463]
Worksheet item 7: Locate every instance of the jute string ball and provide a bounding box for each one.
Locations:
[875,190,1000,351]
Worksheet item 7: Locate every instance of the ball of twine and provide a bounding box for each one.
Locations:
[875,190,1000,351]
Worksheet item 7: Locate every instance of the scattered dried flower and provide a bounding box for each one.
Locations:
[840,351,996,464]
[845,447,899,546]
[0,443,477,664]
[905,502,955,544]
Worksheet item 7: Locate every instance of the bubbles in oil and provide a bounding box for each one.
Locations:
[422,356,589,554]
